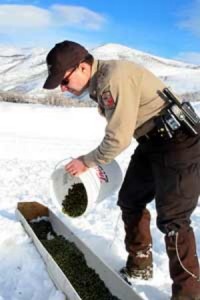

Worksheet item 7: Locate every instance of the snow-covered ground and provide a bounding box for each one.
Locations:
[0,101,200,300]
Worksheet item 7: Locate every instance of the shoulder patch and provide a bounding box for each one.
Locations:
[101,91,115,109]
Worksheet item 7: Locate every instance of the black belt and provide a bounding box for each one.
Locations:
[137,91,200,144]
[137,126,162,144]
[137,116,184,144]
[138,121,200,144]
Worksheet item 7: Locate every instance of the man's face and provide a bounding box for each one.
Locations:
[60,62,91,96]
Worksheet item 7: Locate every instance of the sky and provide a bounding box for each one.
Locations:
[0,0,200,64]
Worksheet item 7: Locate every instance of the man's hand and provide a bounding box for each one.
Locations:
[65,158,89,176]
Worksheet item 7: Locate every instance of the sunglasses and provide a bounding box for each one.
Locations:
[61,66,77,86]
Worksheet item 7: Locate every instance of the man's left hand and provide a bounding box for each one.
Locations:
[65,158,89,176]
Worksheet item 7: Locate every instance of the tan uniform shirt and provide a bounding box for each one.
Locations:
[82,59,167,167]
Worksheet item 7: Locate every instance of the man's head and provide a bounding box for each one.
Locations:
[43,41,93,96]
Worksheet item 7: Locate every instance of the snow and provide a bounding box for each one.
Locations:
[0,101,200,300]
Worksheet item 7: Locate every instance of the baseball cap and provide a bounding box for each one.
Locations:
[43,41,89,89]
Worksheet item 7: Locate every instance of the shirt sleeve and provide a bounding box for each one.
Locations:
[82,70,142,167]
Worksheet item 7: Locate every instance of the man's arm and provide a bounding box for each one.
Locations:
[82,73,142,167]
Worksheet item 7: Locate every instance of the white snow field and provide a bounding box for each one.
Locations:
[0,101,200,300]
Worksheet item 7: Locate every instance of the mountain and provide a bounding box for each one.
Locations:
[0,43,200,100]
[92,44,200,100]
[0,46,48,98]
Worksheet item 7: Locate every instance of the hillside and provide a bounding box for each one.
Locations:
[0,43,199,101]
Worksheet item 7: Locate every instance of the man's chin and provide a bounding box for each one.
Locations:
[72,91,82,97]
[67,89,79,96]
[74,88,88,97]
[68,85,88,97]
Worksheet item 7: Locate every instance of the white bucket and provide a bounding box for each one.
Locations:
[50,158,123,217]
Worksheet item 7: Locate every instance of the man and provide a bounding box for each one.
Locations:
[43,40,200,300]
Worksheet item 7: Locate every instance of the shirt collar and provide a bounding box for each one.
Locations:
[89,59,99,101]
[91,59,98,77]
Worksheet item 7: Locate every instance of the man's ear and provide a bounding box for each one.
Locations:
[79,62,91,74]
[78,62,85,71]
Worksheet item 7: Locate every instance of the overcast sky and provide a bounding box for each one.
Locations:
[0,0,200,64]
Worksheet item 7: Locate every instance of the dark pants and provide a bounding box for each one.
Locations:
[118,128,200,298]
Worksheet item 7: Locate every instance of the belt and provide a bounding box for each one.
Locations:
[137,121,199,144]
[137,115,184,144]
[137,126,161,144]
[137,98,200,144]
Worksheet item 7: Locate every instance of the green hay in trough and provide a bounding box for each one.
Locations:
[30,219,120,300]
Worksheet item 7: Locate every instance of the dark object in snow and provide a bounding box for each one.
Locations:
[62,183,88,217]
[29,219,120,300]
[30,219,55,240]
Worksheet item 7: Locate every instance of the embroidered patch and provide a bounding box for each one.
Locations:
[101,91,115,109]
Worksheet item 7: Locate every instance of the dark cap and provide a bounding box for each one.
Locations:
[43,41,89,89]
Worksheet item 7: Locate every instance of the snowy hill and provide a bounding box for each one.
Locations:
[0,46,48,98]
[0,43,200,99]
[92,44,200,97]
